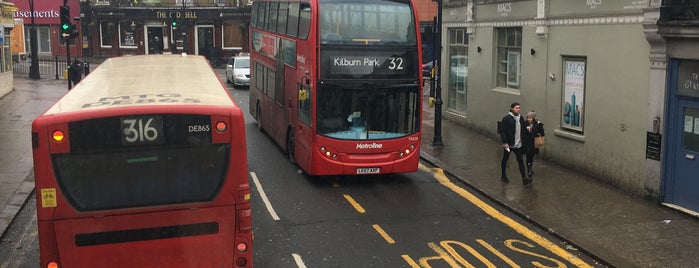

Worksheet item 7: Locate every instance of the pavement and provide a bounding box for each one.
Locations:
[1,71,699,267]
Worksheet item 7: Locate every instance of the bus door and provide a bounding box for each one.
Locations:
[295,83,313,168]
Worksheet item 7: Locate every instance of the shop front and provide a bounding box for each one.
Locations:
[85,6,250,65]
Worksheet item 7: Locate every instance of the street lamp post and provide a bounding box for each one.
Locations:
[432,0,444,147]
[28,0,40,79]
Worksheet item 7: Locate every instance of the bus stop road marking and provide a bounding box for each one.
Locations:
[418,164,593,268]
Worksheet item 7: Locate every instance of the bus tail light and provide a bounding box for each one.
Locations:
[398,144,417,158]
[215,121,227,132]
[236,242,248,252]
[47,261,58,268]
[52,130,65,142]
[211,116,231,144]
[48,124,70,153]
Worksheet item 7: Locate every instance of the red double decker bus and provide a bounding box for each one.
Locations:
[31,55,252,267]
[249,0,423,176]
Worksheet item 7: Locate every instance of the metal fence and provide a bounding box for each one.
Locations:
[12,56,72,80]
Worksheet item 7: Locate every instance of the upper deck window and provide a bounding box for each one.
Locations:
[319,0,416,46]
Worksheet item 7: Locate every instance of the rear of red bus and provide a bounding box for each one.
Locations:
[31,106,252,268]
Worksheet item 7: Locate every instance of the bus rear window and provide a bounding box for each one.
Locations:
[53,145,230,211]
[53,114,230,211]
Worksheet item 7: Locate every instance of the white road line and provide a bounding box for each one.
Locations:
[250,172,280,221]
[292,253,307,268]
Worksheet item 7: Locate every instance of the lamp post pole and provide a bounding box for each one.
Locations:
[28,0,40,79]
[432,0,444,147]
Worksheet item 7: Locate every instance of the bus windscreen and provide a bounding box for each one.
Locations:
[319,0,417,46]
[316,84,419,140]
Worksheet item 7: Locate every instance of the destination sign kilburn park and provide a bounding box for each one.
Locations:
[320,50,418,79]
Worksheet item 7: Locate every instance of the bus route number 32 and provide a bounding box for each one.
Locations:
[388,57,404,70]
[121,115,164,145]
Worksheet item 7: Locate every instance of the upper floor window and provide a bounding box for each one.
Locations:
[496,27,521,90]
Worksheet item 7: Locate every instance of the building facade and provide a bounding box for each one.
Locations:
[82,0,251,65]
[438,0,699,214]
[0,1,15,98]
[12,0,83,59]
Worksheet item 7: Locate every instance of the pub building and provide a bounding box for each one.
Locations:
[14,0,251,65]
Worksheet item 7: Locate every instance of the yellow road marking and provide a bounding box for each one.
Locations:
[343,194,366,213]
[401,255,421,268]
[372,224,396,244]
[418,163,593,268]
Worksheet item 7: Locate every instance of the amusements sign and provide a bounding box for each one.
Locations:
[561,58,586,133]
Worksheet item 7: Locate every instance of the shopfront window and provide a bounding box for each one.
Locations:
[100,21,113,47]
[222,23,243,49]
[683,107,699,153]
[447,28,468,113]
[119,21,138,48]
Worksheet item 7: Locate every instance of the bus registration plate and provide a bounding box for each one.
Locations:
[356,168,380,174]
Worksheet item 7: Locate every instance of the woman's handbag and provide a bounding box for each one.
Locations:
[534,136,545,149]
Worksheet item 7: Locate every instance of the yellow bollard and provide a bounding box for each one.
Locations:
[64,69,68,80]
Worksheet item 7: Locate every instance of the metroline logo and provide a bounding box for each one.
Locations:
[356,143,383,149]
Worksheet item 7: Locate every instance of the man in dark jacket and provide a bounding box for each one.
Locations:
[499,102,532,185]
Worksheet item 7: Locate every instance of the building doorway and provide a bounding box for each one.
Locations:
[196,25,216,64]
[664,59,699,214]
[146,26,164,54]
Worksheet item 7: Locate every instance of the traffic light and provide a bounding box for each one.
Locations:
[71,24,79,39]
[59,6,71,40]
[171,20,178,27]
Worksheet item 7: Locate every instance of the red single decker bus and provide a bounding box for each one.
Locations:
[31,54,253,268]
[249,0,422,176]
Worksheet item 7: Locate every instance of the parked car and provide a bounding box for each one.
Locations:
[225,54,250,88]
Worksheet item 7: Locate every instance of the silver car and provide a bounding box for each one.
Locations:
[225,55,250,88]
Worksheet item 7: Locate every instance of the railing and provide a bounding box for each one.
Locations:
[660,0,699,24]
[12,56,88,80]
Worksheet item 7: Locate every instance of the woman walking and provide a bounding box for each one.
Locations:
[524,111,545,177]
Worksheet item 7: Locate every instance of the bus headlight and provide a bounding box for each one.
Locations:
[319,145,338,159]
[398,144,417,158]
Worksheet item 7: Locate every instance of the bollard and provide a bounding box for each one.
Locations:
[55,56,59,80]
